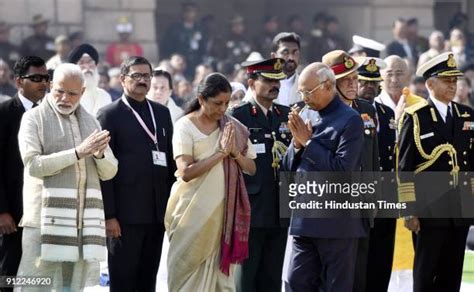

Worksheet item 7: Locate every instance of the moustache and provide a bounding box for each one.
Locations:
[137,83,148,88]
[269,87,280,94]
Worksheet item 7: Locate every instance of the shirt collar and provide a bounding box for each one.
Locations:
[429,94,451,122]
[375,90,397,112]
[281,73,296,85]
[18,93,35,111]
[252,96,272,116]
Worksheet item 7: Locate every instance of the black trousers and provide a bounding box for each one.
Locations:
[235,227,287,292]
[352,236,369,292]
[287,236,358,292]
[0,229,22,292]
[107,224,165,292]
[365,218,396,292]
[413,225,469,292]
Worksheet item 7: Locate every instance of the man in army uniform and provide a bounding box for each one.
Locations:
[318,50,380,292]
[231,58,292,292]
[398,52,474,292]
[357,57,398,292]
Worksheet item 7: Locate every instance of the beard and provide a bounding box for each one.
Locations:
[49,95,80,115]
[83,68,100,90]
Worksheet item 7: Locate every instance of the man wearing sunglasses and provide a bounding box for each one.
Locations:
[0,56,48,291]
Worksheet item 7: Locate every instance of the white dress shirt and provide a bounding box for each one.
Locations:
[275,73,297,106]
[375,90,397,112]
[18,93,36,111]
[430,95,451,123]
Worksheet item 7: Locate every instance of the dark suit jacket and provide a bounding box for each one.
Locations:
[283,96,368,238]
[97,96,176,224]
[230,100,292,228]
[0,95,24,223]
[374,102,398,215]
[398,98,474,226]
[375,102,396,172]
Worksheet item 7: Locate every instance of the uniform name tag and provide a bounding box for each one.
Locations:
[152,150,167,166]
[253,143,266,154]
[420,132,434,140]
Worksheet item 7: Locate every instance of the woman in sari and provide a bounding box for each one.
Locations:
[165,73,256,291]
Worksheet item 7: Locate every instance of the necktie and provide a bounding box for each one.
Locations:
[266,110,273,125]
[445,105,453,133]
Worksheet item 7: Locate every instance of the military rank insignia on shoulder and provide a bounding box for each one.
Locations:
[404,99,428,115]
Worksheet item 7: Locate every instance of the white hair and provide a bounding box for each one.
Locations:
[53,63,85,86]
[316,66,336,90]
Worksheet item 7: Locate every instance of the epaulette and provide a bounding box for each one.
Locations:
[231,101,251,113]
[272,102,290,111]
[404,99,429,115]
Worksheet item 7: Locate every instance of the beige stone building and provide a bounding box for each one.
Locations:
[0,0,472,64]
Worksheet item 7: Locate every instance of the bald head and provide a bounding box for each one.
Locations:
[298,62,336,110]
[381,55,410,103]
[300,62,336,88]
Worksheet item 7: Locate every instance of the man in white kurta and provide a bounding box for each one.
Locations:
[15,64,117,291]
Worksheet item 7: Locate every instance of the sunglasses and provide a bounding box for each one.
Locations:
[21,74,50,83]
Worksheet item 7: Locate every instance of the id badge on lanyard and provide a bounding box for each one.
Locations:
[122,96,167,167]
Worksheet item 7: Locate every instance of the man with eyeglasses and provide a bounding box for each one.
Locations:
[0,56,48,291]
[97,56,176,292]
[68,43,112,116]
[398,52,474,292]
[230,58,292,292]
[284,62,365,292]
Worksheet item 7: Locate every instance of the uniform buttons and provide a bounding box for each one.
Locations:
[448,161,452,165]
[391,168,395,172]
[388,146,391,151]
[389,156,392,161]
[391,179,395,183]
[449,181,453,186]
[463,151,467,156]
[379,167,383,171]
[253,139,257,143]
[381,177,384,181]
[464,181,468,186]
[464,161,467,165]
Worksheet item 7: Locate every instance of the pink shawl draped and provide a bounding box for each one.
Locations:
[219,114,251,275]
